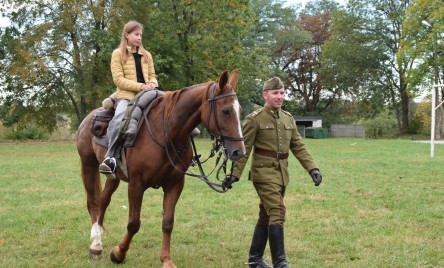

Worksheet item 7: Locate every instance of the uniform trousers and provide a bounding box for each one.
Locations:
[253,182,286,225]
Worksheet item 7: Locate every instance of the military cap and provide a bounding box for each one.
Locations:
[263,77,284,91]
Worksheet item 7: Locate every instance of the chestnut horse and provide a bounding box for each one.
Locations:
[76,70,245,267]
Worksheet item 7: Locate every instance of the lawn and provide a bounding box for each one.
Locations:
[0,138,442,267]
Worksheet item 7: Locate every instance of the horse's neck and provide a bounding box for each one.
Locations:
[165,86,206,143]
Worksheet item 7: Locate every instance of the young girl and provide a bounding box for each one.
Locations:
[99,21,158,179]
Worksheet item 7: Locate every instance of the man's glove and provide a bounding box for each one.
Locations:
[222,175,239,190]
[309,168,322,186]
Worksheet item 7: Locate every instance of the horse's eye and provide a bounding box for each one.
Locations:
[222,109,230,115]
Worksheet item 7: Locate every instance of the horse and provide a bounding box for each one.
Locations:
[76,70,245,267]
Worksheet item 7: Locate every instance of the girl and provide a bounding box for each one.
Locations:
[99,21,158,179]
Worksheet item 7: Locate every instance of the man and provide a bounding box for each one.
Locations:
[224,77,322,268]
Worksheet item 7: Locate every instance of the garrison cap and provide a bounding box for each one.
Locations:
[263,77,284,91]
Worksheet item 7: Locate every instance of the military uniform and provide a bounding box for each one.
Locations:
[233,77,321,268]
[232,106,318,224]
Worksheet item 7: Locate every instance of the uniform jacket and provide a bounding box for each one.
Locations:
[232,107,318,186]
[111,47,158,100]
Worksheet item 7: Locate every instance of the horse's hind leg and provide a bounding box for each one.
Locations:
[79,155,104,259]
[80,153,121,259]
[88,177,120,260]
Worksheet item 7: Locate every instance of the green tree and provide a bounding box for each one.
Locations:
[334,0,415,134]
[270,0,340,115]
[320,8,388,119]
[144,0,253,90]
[399,0,443,137]
[0,0,257,131]
[0,0,123,131]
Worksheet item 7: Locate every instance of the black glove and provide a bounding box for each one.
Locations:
[309,168,322,186]
[223,175,239,190]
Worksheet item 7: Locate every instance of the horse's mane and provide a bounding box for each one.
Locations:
[160,82,213,119]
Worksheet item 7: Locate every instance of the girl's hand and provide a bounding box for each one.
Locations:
[141,82,157,91]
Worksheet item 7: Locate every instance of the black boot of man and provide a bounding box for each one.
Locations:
[247,224,272,268]
[269,224,290,268]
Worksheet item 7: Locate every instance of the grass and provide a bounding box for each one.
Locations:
[0,138,443,267]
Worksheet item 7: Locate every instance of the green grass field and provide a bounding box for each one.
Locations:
[0,138,442,267]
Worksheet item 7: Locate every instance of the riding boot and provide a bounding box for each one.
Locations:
[269,224,290,268]
[247,224,272,268]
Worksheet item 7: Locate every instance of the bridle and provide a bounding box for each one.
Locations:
[206,83,244,143]
[145,83,244,193]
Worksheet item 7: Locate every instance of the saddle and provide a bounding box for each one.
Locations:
[90,108,115,137]
[91,90,164,143]
[90,90,164,178]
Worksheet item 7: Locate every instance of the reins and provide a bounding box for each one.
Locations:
[144,83,242,193]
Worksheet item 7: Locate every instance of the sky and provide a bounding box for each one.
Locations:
[0,0,347,28]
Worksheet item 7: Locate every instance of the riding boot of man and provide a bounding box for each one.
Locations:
[269,224,290,268]
[99,99,129,180]
[247,224,272,268]
[247,204,272,268]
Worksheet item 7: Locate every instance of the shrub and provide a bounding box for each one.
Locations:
[359,112,399,138]
[4,128,47,140]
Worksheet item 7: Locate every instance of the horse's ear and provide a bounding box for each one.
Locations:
[228,69,238,91]
[218,70,229,94]
[218,69,238,94]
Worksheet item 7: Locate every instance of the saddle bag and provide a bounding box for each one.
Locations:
[90,108,115,137]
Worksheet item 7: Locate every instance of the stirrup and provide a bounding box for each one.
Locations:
[99,157,116,179]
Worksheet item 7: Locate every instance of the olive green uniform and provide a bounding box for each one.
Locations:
[232,106,318,225]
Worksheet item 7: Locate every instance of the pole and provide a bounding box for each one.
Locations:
[431,84,444,159]
[431,85,436,159]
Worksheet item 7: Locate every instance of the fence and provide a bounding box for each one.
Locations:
[330,124,365,138]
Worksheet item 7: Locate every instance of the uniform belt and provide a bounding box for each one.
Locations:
[254,147,289,160]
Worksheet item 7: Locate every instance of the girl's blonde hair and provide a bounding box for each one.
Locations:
[119,20,149,63]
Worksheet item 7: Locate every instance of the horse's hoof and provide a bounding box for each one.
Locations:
[88,248,103,260]
[110,246,125,264]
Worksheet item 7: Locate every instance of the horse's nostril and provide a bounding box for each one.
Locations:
[231,150,243,159]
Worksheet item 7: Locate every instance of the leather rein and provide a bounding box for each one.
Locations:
[144,83,243,193]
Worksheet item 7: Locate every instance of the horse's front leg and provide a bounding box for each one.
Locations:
[89,178,120,259]
[110,180,144,264]
[160,178,185,268]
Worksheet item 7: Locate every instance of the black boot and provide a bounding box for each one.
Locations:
[247,224,272,268]
[269,224,290,268]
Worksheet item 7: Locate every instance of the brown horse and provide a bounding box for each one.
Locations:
[76,70,245,267]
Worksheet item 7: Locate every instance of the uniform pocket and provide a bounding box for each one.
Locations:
[259,123,276,140]
[284,123,294,140]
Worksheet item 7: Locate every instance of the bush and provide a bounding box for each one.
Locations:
[4,128,47,140]
[359,112,399,138]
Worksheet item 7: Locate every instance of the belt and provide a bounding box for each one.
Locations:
[254,147,289,160]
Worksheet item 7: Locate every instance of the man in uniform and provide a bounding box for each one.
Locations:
[223,77,322,268]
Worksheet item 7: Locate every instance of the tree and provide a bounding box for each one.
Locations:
[399,0,444,137]
[271,0,340,115]
[143,1,253,90]
[320,8,388,119]
[0,0,257,131]
[335,0,415,133]
[0,0,125,131]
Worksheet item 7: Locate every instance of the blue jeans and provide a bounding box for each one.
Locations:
[105,99,130,159]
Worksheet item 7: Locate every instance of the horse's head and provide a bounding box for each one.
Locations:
[203,70,246,161]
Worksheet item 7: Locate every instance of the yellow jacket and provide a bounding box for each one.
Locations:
[110,47,158,100]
